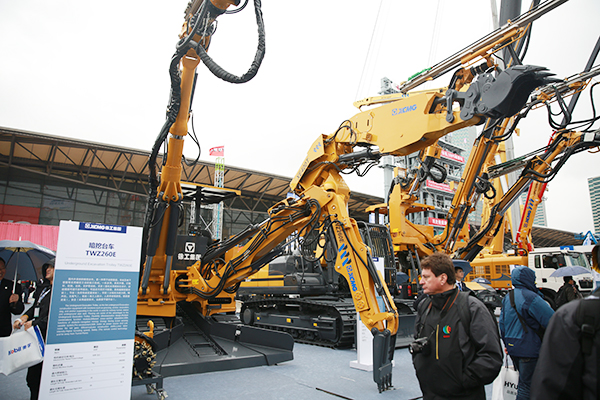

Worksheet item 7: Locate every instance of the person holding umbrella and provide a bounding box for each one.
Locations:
[13,258,54,400]
[555,275,583,308]
[0,256,24,337]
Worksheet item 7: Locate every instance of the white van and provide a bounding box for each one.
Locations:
[527,245,595,294]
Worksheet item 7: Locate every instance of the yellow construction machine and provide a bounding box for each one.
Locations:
[237,0,581,356]
[362,3,600,298]
[133,0,587,393]
[135,0,399,391]
[462,62,600,296]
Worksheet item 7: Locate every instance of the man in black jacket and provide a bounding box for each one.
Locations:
[0,256,24,337]
[13,258,54,400]
[412,253,503,400]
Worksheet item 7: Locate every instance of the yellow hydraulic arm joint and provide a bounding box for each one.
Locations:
[458,129,600,260]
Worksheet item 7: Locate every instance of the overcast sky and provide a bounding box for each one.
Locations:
[1,0,599,235]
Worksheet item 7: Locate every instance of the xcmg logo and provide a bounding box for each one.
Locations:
[312,141,323,153]
[338,243,357,291]
[391,104,417,116]
[524,198,535,224]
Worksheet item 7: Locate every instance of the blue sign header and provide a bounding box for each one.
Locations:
[79,222,127,233]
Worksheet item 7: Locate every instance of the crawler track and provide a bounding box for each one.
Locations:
[241,296,357,348]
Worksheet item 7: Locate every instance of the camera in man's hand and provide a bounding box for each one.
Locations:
[409,336,431,355]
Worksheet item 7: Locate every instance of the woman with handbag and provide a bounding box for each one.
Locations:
[13,258,54,400]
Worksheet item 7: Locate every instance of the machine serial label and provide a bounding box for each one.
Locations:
[291,136,325,190]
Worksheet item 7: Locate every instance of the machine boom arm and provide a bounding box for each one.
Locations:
[136,0,576,392]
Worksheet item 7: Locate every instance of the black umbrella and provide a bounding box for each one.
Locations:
[0,240,55,290]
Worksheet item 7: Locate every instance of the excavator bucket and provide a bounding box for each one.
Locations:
[480,65,560,118]
[461,65,561,121]
[393,300,417,347]
[372,328,395,392]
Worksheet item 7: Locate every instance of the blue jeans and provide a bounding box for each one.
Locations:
[512,357,538,400]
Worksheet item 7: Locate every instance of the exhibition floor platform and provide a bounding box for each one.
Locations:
[2,339,494,400]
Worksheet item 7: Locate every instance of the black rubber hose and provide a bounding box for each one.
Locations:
[141,47,187,269]
[429,162,447,184]
[141,0,265,266]
[196,0,266,84]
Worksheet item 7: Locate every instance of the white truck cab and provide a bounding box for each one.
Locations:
[527,245,595,294]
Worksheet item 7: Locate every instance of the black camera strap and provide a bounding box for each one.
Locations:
[440,290,460,321]
[416,301,433,337]
[417,289,459,336]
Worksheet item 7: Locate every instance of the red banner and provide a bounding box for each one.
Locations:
[0,204,40,224]
[426,180,453,193]
[441,149,464,163]
[209,146,224,156]
[428,217,447,227]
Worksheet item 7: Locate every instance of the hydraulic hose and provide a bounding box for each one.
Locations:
[141,0,266,267]
[195,0,266,83]
[141,48,187,269]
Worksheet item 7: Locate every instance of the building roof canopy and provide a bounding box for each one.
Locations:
[0,127,378,220]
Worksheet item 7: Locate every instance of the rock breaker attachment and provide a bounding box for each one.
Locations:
[372,328,396,392]
[133,331,159,380]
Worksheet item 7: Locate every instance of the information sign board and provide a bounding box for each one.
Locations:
[39,221,141,399]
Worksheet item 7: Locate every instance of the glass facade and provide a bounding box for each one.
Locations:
[0,164,269,238]
[589,176,600,234]
[397,135,471,235]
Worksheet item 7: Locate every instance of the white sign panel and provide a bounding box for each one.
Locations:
[350,257,386,371]
[39,221,141,399]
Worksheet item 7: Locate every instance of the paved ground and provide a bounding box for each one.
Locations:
[3,307,496,400]
[131,343,426,400]
[3,341,495,400]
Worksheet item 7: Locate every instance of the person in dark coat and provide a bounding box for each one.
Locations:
[21,280,31,304]
[0,256,25,337]
[13,258,55,400]
[531,244,600,400]
[555,275,583,308]
[499,266,554,400]
[530,286,599,400]
[412,253,503,400]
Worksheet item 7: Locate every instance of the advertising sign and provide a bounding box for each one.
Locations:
[39,221,141,399]
[173,235,209,270]
[426,180,454,193]
[428,217,448,227]
[441,149,465,163]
